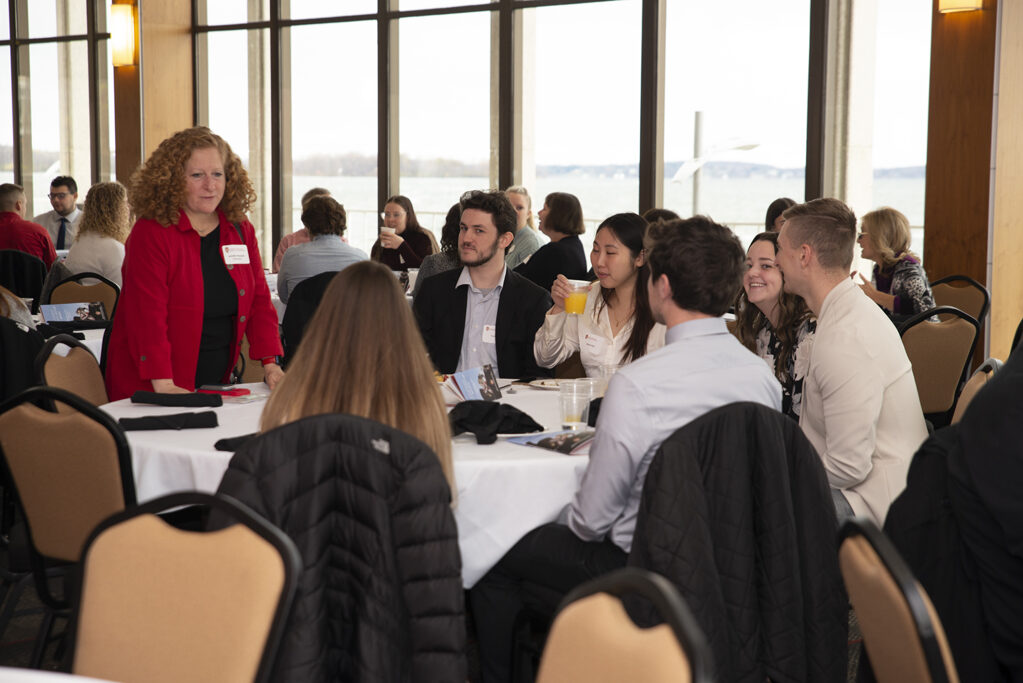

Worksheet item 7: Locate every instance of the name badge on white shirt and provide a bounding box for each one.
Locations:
[482,324,496,344]
[582,332,608,357]
[222,245,250,264]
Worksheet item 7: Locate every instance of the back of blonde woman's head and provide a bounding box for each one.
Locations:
[128,126,256,227]
[861,206,912,267]
[260,260,455,494]
[78,181,130,242]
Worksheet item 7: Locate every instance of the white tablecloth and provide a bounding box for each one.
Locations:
[0,667,114,682]
[50,327,105,360]
[100,384,587,587]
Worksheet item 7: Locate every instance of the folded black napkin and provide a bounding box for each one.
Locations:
[215,433,258,451]
[119,411,219,431]
[130,391,223,408]
[587,397,602,428]
[44,320,110,331]
[449,401,544,445]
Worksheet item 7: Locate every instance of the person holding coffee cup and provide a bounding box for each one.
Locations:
[534,212,665,377]
[370,194,435,271]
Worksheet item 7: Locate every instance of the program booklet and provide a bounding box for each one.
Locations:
[40,301,108,322]
[507,430,595,455]
[443,364,502,402]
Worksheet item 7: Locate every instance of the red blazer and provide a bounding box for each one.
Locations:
[105,210,282,400]
[0,212,56,268]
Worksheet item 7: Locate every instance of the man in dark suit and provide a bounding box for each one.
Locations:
[414,190,552,379]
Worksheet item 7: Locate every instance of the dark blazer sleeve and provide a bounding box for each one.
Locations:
[413,270,466,374]
[497,272,554,379]
[513,242,557,291]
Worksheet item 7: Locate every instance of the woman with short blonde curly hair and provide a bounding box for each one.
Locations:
[855,206,935,321]
[104,126,283,400]
[64,181,132,286]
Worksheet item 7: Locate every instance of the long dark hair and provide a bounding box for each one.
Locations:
[440,203,461,255]
[371,194,425,261]
[733,231,811,385]
[764,197,796,231]
[594,213,656,364]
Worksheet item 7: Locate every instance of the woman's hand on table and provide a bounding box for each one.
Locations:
[263,362,284,390]
[380,231,405,250]
[151,378,190,394]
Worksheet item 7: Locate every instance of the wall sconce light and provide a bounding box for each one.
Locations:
[939,0,983,12]
[111,3,136,67]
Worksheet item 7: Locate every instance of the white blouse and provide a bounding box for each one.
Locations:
[65,232,126,287]
[533,284,667,377]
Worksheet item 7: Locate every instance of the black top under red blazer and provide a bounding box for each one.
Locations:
[413,267,553,379]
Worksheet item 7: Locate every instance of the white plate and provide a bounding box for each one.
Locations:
[529,379,561,390]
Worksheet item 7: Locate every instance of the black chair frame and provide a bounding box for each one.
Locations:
[898,305,980,427]
[929,274,990,326]
[839,518,951,683]
[0,249,48,313]
[45,271,120,319]
[552,567,715,683]
[67,491,302,683]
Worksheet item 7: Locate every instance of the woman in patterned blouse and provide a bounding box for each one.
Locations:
[734,231,816,420]
[854,206,936,323]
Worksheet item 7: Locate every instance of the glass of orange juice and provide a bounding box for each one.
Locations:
[564,279,590,315]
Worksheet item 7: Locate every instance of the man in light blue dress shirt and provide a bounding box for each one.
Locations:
[471,216,782,683]
[277,195,368,304]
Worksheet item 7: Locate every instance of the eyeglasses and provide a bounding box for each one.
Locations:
[48,192,71,200]
[381,211,406,219]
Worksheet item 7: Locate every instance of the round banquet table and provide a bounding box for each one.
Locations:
[100,383,588,587]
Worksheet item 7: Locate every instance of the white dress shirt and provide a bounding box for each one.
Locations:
[799,277,928,525]
[534,285,667,376]
[457,266,506,373]
[567,317,783,552]
[33,207,82,248]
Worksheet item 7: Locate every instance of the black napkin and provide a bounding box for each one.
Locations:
[130,391,223,408]
[587,397,602,427]
[215,433,258,451]
[119,411,219,431]
[449,401,544,445]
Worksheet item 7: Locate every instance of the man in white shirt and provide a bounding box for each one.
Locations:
[32,175,81,250]
[470,216,782,683]
[775,198,928,525]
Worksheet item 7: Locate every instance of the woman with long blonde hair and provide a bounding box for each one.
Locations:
[64,181,132,287]
[261,260,455,493]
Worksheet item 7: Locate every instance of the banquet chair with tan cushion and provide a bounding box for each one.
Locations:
[0,386,135,666]
[48,272,119,320]
[839,518,959,683]
[536,568,713,683]
[898,306,979,426]
[35,334,108,409]
[929,275,989,326]
[71,492,301,683]
[950,357,1001,424]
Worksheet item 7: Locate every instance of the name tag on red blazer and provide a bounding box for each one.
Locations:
[222,245,249,264]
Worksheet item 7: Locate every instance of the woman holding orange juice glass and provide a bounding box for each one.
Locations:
[534,212,666,377]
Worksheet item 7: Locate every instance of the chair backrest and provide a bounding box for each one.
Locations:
[0,386,135,564]
[1012,317,1023,358]
[898,306,979,416]
[72,492,301,683]
[49,272,119,319]
[0,249,47,311]
[0,316,45,402]
[929,275,989,325]
[280,270,338,367]
[536,568,712,683]
[950,357,1002,424]
[838,518,959,683]
[35,334,108,408]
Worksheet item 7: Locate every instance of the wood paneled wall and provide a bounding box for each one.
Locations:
[113,0,193,184]
[990,0,1023,359]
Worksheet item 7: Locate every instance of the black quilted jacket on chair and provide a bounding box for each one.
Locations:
[215,413,467,683]
[628,401,847,683]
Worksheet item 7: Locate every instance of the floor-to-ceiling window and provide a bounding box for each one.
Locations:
[0,0,113,216]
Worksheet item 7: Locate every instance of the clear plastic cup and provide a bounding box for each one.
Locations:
[564,279,590,315]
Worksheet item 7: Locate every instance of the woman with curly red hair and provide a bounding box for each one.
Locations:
[105,126,283,399]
